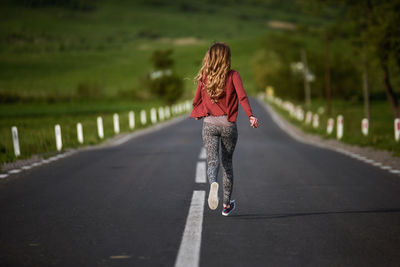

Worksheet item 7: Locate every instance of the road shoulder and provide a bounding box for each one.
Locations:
[258,97,400,174]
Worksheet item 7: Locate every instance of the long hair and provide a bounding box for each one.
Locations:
[195,42,231,103]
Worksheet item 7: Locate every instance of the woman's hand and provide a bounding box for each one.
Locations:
[249,116,259,128]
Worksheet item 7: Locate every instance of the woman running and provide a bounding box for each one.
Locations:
[190,42,259,216]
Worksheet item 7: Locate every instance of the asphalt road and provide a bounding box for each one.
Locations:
[1,99,400,267]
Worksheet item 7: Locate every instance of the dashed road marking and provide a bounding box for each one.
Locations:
[175,190,205,267]
[195,161,206,183]
[0,174,8,179]
[109,255,132,259]
[199,147,206,160]
[389,169,400,174]
[8,169,21,174]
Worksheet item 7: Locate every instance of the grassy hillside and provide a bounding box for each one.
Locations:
[0,0,317,100]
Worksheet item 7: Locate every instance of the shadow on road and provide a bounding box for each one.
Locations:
[229,208,400,220]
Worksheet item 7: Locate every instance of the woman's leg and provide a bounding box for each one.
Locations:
[220,124,238,206]
[202,122,221,184]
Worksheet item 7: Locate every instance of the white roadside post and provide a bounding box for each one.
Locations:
[337,115,343,140]
[97,116,104,139]
[395,118,400,142]
[55,124,62,151]
[185,100,191,112]
[312,114,319,128]
[361,118,369,136]
[326,118,334,135]
[305,111,312,125]
[113,113,120,134]
[296,107,304,121]
[150,108,157,124]
[129,111,135,130]
[299,109,304,121]
[158,107,165,121]
[11,126,20,157]
[165,106,171,119]
[140,110,147,125]
[77,122,84,144]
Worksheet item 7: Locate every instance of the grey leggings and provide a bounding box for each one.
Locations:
[202,122,238,205]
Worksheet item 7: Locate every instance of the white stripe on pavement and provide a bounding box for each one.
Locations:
[199,147,206,160]
[8,169,21,174]
[21,165,32,170]
[0,174,8,179]
[195,161,206,183]
[175,190,205,267]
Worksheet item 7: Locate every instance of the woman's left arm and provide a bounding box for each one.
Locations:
[232,71,259,128]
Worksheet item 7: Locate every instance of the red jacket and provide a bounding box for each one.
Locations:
[190,70,253,122]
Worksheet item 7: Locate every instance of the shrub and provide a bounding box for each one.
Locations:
[75,81,104,100]
[144,49,184,104]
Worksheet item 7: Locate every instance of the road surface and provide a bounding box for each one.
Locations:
[1,99,400,267]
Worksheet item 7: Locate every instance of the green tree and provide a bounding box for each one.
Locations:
[146,49,183,104]
[300,0,400,118]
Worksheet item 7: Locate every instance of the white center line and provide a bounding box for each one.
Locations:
[195,161,206,183]
[0,174,8,179]
[199,147,206,160]
[175,190,205,267]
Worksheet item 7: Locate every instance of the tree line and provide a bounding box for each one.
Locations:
[253,0,400,119]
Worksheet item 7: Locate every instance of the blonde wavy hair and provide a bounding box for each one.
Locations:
[195,42,231,103]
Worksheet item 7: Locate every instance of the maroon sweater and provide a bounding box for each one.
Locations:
[190,70,253,122]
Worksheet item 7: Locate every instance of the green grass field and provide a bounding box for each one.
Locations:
[0,0,309,98]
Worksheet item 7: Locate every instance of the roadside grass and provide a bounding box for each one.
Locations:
[266,97,400,156]
[0,100,188,168]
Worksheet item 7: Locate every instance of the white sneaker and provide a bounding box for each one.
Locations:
[208,182,219,210]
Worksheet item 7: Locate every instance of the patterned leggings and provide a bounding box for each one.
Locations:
[202,122,238,205]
